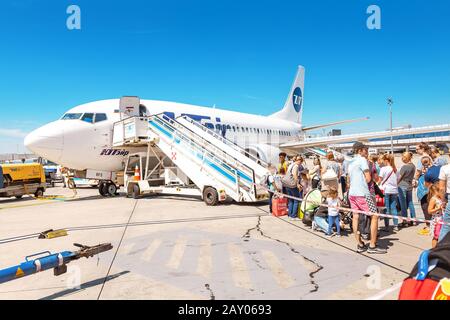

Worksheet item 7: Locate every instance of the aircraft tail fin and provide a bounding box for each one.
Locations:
[270,66,305,124]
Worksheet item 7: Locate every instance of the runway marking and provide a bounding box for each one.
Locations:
[294,255,316,273]
[228,243,252,290]
[141,239,162,262]
[261,250,295,289]
[120,243,135,255]
[196,239,212,278]
[365,282,403,300]
[166,236,188,269]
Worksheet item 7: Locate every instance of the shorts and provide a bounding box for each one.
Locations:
[349,195,378,215]
[433,216,443,241]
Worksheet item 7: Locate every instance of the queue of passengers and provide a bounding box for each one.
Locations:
[266,142,450,254]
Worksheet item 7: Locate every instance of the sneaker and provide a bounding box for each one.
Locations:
[393,226,400,232]
[367,246,387,254]
[335,234,341,238]
[311,221,317,231]
[356,243,367,253]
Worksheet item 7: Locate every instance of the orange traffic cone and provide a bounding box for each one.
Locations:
[134,165,141,181]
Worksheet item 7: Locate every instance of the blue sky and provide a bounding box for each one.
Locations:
[0,0,449,153]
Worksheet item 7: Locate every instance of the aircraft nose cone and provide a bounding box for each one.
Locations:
[24,122,64,162]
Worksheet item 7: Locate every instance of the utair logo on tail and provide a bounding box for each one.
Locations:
[292,87,303,113]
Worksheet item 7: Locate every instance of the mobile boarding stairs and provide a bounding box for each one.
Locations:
[112,113,270,205]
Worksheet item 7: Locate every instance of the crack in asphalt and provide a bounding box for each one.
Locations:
[247,251,266,270]
[242,215,324,296]
[204,283,215,300]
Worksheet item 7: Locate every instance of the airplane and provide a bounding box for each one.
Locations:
[24,65,449,188]
[24,66,365,172]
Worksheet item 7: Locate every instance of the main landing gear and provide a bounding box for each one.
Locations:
[99,181,118,197]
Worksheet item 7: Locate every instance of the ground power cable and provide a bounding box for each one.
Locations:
[96,199,138,300]
[0,213,264,245]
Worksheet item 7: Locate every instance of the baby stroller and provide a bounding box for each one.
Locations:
[339,192,353,232]
[299,189,322,226]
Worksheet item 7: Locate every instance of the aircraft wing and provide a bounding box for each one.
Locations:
[302,117,369,131]
[281,124,450,149]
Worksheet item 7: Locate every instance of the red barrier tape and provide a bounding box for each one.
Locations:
[256,184,450,227]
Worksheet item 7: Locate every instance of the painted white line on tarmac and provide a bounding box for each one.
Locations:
[196,238,212,278]
[141,239,162,262]
[166,236,188,269]
[261,250,295,289]
[365,282,403,300]
[228,243,253,290]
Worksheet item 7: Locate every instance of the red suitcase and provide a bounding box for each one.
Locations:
[272,197,288,216]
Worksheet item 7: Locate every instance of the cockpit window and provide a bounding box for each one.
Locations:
[61,113,82,120]
[81,113,95,123]
[95,113,107,123]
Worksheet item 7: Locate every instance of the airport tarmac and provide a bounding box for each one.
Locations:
[0,183,431,300]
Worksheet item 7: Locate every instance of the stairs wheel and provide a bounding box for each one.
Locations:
[132,184,140,199]
[203,187,219,206]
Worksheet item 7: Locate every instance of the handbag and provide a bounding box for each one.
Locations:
[376,169,395,207]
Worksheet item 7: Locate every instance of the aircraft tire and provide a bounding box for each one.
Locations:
[99,182,107,196]
[106,182,117,196]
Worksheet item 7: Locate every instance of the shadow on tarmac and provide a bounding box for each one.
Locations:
[39,271,130,300]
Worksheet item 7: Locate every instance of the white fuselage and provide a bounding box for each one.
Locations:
[25,99,302,171]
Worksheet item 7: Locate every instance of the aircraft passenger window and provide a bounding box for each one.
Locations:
[257,128,260,134]
[61,113,83,120]
[95,113,107,123]
[81,113,95,124]
[232,126,236,132]
[246,128,249,132]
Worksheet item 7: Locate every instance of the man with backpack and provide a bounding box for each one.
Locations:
[282,156,302,220]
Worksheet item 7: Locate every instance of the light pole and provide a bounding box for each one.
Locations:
[387,97,394,154]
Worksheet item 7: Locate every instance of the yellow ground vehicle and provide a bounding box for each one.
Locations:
[0,163,46,199]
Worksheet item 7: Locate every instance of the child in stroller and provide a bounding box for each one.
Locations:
[300,188,353,234]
